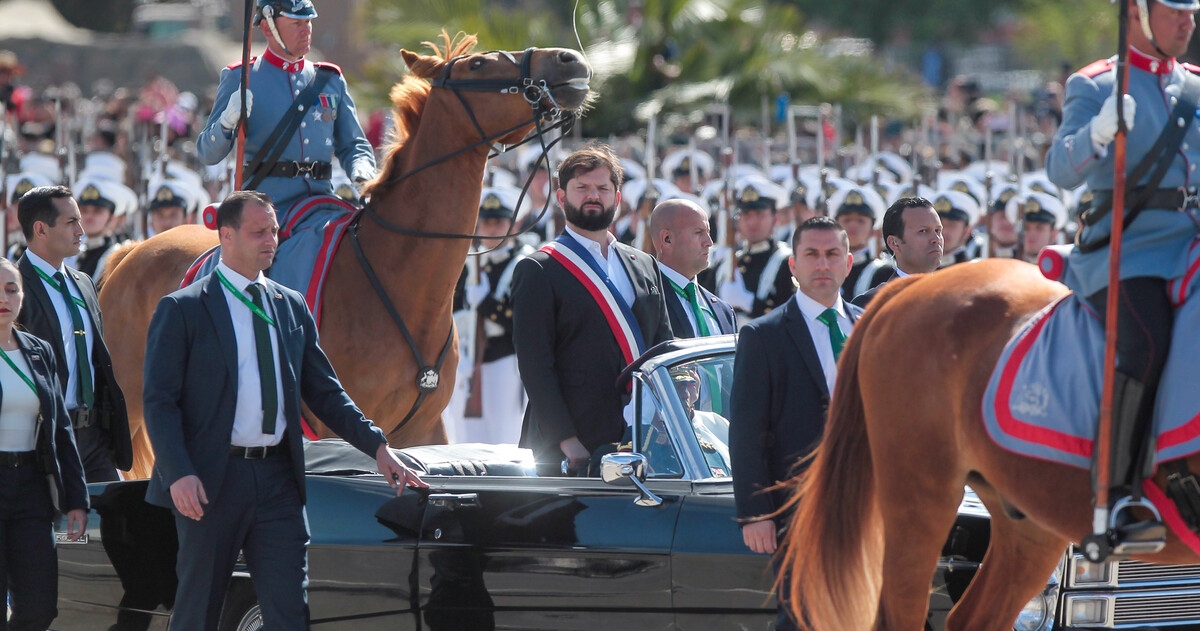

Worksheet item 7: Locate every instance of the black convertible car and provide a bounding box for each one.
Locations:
[57,336,1169,631]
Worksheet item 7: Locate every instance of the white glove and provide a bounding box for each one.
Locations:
[718,275,755,313]
[709,245,731,268]
[465,273,491,308]
[219,89,254,131]
[1090,93,1136,152]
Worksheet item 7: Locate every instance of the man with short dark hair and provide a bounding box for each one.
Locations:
[729,216,862,631]
[512,143,673,475]
[143,189,426,630]
[16,185,131,481]
[851,197,944,308]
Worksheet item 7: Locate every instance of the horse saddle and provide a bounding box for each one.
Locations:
[183,194,360,327]
[983,241,1200,471]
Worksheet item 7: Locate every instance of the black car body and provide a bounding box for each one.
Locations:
[54,336,1007,630]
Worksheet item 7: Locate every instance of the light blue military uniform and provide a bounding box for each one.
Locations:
[196,47,375,213]
[1047,47,1200,297]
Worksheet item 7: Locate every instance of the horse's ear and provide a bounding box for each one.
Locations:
[401,49,421,69]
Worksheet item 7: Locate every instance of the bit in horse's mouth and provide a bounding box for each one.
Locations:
[564,77,590,90]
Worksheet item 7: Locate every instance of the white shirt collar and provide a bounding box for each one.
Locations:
[794,287,847,322]
[657,262,694,290]
[894,266,910,278]
[564,225,614,252]
[216,260,267,292]
[25,248,65,278]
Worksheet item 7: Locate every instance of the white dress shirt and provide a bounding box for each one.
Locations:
[793,289,854,394]
[0,349,38,451]
[217,261,286,448]
[564,226,636,306]
[26,249,95,411]
[658,262,719,336]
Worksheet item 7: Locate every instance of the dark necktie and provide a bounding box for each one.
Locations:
[246,284,278,434]
[53,271,93,408]
[816,307,847,362]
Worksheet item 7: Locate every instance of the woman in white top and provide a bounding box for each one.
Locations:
[0,257,88,630]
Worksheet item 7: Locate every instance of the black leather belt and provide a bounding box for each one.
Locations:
[229,444,284,459]
[1084,187,1200,226]
[69,407,94,429]
[0,451,36,468]
[261,161,332,180]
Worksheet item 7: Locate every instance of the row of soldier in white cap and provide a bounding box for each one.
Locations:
[1,149,367,279]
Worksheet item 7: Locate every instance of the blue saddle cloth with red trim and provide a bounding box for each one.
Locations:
[181,195,358,327]
[982,240,1200,470]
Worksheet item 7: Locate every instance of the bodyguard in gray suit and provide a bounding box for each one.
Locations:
[143,190,426,631]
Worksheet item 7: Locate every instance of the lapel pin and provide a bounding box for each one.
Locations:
[274,293,283,299]
[629,254,636,260]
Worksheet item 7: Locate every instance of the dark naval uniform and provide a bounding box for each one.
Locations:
[940,233,986,267]
[842,248,890,300]
[196,47,375,212]
[477,243,535,364]
[728,240,795,319]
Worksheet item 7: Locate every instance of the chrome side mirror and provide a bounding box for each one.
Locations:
[600,452,663,507]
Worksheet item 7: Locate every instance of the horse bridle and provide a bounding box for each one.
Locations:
[350,47,581,434]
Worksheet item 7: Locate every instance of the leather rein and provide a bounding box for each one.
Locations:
[349,47,580,434]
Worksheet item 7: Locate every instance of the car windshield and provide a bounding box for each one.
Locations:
[638,351,735,480]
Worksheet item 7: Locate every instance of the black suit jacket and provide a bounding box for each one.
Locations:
[729,296,862,523]
[142,273,387,509]
[662,273,737,338]
[851,270,900,309]
[512,239,673,466]
[17,254,132,471]
[7,330,88,513]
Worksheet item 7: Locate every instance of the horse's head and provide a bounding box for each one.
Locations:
[365,33,590,197]
[401,33,590,144]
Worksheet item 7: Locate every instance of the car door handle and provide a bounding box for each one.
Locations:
[427,492,480,510]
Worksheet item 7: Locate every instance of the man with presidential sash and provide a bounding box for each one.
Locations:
[512,144,673,476]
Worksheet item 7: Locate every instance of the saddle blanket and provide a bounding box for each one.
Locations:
[182,194,359,328]
[982,273,1200,471]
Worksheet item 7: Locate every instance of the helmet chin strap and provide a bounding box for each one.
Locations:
[1136,0,1173,58]
[262,6,296,58]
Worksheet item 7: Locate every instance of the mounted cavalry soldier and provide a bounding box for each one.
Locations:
[1047,0,1200,552]
[196,0,375,228]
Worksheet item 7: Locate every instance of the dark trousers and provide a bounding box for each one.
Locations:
[73,424,119,483]
[0,462,57,631]
[170,453,309,631]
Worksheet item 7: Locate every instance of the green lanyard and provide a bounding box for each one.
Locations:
[215,269,277,328]
[33,267,88,309]
[0,347,38,396]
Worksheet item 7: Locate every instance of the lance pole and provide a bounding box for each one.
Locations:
[1092,0,1132,549]
[234,0,253,190]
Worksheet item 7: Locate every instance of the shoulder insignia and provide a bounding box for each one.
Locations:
[1183,62,1200,75]
[1078,58,1114,78]
[313,61,343,75]
[226,57,257,70]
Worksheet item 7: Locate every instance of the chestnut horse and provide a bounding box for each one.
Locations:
[99,33,591,478]
[777,258,1200,630]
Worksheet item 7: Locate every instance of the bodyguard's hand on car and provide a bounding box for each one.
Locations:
[377,443,428,494]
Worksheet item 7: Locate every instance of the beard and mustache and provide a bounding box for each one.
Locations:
[563,198,617,232]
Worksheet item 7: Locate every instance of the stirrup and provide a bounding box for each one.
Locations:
[1082,496,1167,562]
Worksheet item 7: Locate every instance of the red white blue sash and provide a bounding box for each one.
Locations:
[541,235,647,367]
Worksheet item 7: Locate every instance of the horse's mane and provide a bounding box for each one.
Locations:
[363,31,479,196]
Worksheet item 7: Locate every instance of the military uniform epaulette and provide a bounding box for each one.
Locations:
[1078,58,1115,78]
[313,61,342,75]
[226,57,257,70]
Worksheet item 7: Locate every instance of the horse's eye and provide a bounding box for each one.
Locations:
[469,59,484,70]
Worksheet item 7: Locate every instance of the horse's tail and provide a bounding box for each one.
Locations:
[776,281,914,630]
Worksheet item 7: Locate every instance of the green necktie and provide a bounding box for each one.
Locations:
[682,283,714,337]
[816,307,847,362]
[246,284,279,434]
[53,272,93,408]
